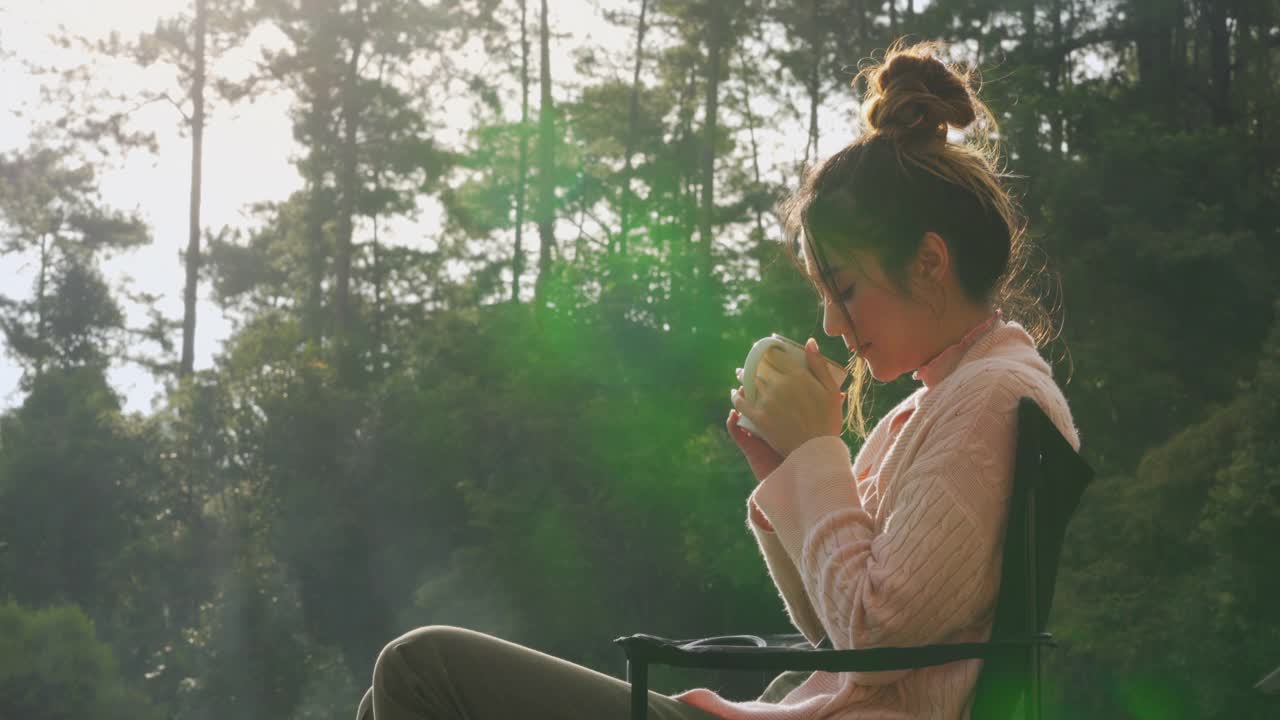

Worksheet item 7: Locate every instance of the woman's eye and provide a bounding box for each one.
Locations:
[817,285,854,306]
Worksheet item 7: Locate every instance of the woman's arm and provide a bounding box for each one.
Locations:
[742,390,910,646]
[749,369,1024,685]
[747,506,827,646]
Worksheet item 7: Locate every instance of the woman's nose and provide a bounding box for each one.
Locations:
[822,301,847,338]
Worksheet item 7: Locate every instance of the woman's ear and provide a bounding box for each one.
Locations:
[912,232,951,318]
[914,232,950,284]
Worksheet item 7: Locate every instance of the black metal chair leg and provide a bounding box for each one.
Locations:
[627,659,648,720]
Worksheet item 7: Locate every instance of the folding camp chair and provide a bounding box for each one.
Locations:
[615,397,1094,720]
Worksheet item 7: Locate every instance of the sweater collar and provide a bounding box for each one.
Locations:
[911,308,1005,388]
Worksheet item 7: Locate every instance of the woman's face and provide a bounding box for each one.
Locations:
[805,240,941,383]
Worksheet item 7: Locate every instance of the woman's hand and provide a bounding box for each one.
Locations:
[726,405,784,484]
[730,337,845,458]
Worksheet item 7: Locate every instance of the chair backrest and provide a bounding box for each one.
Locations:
[969,397,1094,720]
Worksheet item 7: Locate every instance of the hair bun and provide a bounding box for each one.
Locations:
[858,41,977,145]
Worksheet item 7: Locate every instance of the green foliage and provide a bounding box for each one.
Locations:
[0,600,161,720]
[174,551,311,720]
[5,1,1280,717]
[0,367,139,617]
[0,148,148,377]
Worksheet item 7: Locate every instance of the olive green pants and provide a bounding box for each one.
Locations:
[355,625,754,720]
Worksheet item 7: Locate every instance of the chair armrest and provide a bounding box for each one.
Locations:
[612,632,1056,673]
[654,633,818,649]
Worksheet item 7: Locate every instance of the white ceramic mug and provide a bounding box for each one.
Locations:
[736,334,849,441]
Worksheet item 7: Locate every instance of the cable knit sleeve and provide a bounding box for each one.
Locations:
[746,501,827,646]
[741,400,905,648]
[747,368,1023,686]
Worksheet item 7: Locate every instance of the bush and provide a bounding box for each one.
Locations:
[0,600,161,720]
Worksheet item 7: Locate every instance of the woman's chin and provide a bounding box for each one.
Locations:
[867,363,903,384]
[865,363,885,382]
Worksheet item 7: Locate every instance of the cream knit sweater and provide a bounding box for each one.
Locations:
[673,312,1081,719]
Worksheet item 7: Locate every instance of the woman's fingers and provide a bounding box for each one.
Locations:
[728,408,752,439]
[729,411,771,459]
[727,408,753,448]
[730,386,760,429]
[804,337,840,393]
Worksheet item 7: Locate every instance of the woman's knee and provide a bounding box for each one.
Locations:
[386,624,472,649]
[373,625,469,681]
[355,686,373,720]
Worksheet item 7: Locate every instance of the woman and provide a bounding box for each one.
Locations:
[356,38,1080,720]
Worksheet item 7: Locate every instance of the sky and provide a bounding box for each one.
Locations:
[1,1,298,412]
[0,0,610,413]
[0,0,884,414]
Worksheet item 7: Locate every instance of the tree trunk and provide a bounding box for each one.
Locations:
[1018,0,1041,170]
[805,0,821,167]
[35,233,49,379]
[1245,4,1270,180]
[178,1,209,641]
[334,0,366,382]
[664,62,697,330]
[302,91,332,347]
[1205,0,1231,125]
[618,0,648,256]
[512,0,529,303]
[534,0,555,309]
[698,1,724,291]
[180,0,207,379]
[301,10,339,345]
[1173,0,1187,131]
[304,184,326,345]
[737,57,766,249]
[1134,0,1175,110]
[371,213,382,374]
[573,162,586,262]
[676,63,697,241]
[1063,0,1076,149]
[1048,0,1063,157]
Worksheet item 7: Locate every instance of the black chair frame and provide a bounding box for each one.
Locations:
[615,397,1094,720]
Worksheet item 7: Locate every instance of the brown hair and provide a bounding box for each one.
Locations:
[777,38,1066,440]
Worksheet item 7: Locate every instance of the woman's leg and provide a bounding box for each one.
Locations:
[358,686,373,720]
[756,670,810,704]
[354,625,723,720]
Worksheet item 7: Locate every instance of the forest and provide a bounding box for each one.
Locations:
[1,0,1278,718]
